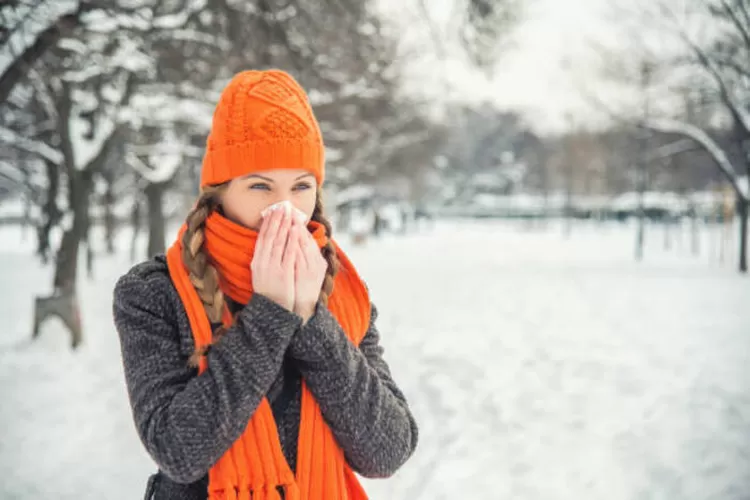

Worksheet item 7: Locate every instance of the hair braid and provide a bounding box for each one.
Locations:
[181,184,230,367]
[311,190,339,307]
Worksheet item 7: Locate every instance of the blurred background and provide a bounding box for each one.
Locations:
[1,0,750,498]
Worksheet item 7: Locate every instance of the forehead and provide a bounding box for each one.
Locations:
[241,168,313,181]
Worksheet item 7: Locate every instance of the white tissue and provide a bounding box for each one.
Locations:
[260,200,307,224]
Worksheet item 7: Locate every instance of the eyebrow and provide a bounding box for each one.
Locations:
[243,173,315,182]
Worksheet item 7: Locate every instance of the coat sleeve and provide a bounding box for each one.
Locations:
[113,267,302,483]
[287,302,419,478]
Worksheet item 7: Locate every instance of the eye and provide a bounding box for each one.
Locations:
[294,182,312,191]
[250,183,271,191]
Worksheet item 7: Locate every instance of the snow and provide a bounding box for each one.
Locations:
[0,126,63,165]
[1,219,750,499]
[156,29,231,51]
[109,37,153,73]
[152,0,208,30]
[325,146,343,163]
[68,110,115,171]
[307,89,335,106]
[61,64,104,84]
[0,160,24,186]
[473,193,549,216]
[126,151,180,185]
[0,196,24,219]
[610,191,690,214]
[335,184,376,207]
[80,9,119,32]
[739,176,749,200]
[57,37,88,56]
[126,93,213,129]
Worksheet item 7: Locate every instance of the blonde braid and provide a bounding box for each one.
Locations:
[181,184,230,367]
[311,190,339,307]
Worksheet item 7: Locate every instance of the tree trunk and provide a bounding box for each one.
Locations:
[103,176,116,254]
[739,199,748,273]
[22,166,32,241]
[53,170,91,291]
[563,160,573,238]
[146,181,167,258]
[83,206,94,280]
[130,198,142,262]
[636,62,651,262]
[34,170,92,348]
[36,159,61,264]
[0,10,81,103]
[32,73,127,348]
[691,209,700,256]
[635,166,646,261]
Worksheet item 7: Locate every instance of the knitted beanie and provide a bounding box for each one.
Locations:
[200,70,325,187]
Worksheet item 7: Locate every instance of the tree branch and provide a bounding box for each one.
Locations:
[679,26,750,135]
[0,125,63,164]
[716,0,750,53]
[0,6,80,103]
[712,53,750,79]
[643,138,699,162]
[647,117,748,199]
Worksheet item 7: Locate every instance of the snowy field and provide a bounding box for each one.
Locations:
[1,219,749,499]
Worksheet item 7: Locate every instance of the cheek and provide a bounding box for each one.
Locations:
[223,193,265,230]
[295,190,317,219]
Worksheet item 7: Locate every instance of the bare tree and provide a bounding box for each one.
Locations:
[584,0,750,272]
[2,0,445,350]
[3,2,146,347]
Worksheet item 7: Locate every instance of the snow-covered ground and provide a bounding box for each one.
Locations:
[1,219,749,499]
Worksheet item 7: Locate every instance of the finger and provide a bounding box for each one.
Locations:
[256,210,271,249]
[259,208,284,264]
[293,226,312,269]
[303,229,320,260]
[270,209,292,264]
[282,221,299,268]
[253,214,270,269]
[308,236,327,271]
[256,208,275,263]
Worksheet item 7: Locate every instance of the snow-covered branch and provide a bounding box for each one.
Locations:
[128,143,203,158]
[0,125,62,164]
[126,150,181,184]
[153,29,231,51]
[0,0,78,79]
[124,92,213,129]
[687,37,750,135]
[644,138,698,162]
[152,0,207,30]
[647,118,748,199]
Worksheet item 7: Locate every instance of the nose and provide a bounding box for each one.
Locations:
[269,193,292,206]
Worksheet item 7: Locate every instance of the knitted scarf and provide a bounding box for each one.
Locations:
[166,212,371,500]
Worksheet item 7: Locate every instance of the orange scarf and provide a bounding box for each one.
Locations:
[166,212,371,500]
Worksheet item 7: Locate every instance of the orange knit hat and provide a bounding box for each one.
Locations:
[200,69,325,187]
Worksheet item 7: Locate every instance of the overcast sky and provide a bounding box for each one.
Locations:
[375,0,624,134]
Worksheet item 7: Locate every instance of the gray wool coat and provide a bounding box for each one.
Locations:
[112,255,418,499]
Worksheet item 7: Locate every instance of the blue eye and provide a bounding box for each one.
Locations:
[250,183,270,190]
[294,183,311,191]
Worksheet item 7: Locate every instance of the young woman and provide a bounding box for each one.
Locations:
[113,69,418,500]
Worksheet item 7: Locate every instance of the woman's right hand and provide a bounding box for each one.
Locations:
[251,207,299,311]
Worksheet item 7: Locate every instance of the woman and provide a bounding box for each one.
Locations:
[113,69,418,500]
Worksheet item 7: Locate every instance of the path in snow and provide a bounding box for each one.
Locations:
[1,220,749,499]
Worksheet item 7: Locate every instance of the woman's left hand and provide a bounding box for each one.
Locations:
[293,217,328,323]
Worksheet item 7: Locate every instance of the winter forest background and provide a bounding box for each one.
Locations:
[1,0,750,499]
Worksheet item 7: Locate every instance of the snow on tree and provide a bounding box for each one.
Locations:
[587,0,750,272]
